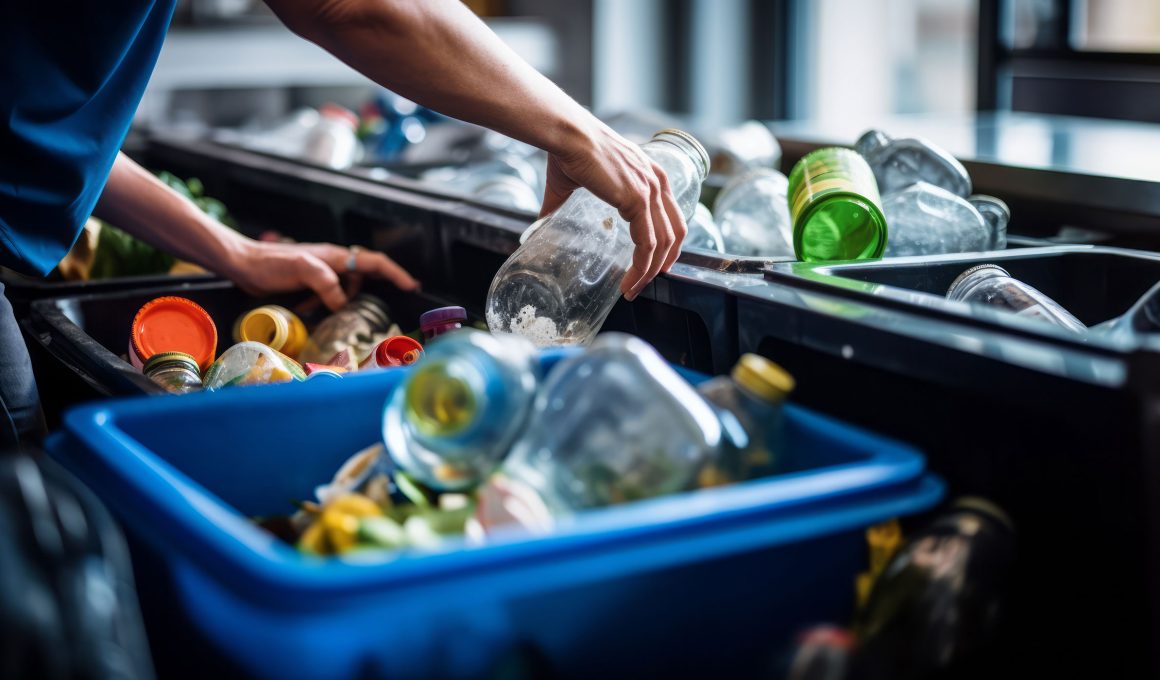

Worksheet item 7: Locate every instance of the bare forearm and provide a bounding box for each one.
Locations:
[93,153,250,278]
[268,0,597,157]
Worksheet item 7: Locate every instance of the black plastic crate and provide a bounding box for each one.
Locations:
[22,280,466,423]
[734,245,1160,677]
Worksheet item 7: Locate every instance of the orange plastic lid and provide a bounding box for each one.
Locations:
[131,297,218,371]
[376,336,424,367]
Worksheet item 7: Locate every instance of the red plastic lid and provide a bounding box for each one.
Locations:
[131,297,218,371]
[319,104,359,130]
[373,336,424,367]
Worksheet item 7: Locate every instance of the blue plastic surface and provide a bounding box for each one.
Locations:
[48,351,943,679]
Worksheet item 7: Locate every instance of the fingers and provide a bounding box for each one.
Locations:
[354,250,420,291]
[540,156,576,218]
[619,166,678,300]
[658,173,686,273]
[296,254,348,311]
[619,200,656,300]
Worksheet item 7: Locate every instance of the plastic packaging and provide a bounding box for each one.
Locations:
[697,353,795,481]
[946,264,1086,332]
[142,351,203,395]
[298,295,394,365]
[233,305,307,358]
[705,120,782,176]
[358,336,424,369]
[970,195,1011,250]
[486,129,709,346]
[713,168,795,258]
[788,148,888,262]
[473,334,726,531]
[882,182,992,258]
[301,104,362,170]
[856,498,1016,680]
[129,296,218,371]
[419,306,467,341]
[202,341,306,390]
[684,203,726,254]
[382,330,539,491]
[855,128,972,198]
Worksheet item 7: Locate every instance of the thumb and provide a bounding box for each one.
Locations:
[297,254,348,311]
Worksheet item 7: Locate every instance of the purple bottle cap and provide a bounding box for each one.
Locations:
[419,306,468,330]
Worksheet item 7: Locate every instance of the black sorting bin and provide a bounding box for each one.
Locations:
[23,279,467,422]
[731,245,1160,677]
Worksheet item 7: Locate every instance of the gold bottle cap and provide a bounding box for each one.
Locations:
[731,353,795,403]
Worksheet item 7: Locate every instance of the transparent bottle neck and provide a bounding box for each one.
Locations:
[646,130,710,184]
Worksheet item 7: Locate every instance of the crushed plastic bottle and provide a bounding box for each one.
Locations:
[472,333,726,533]
[946,264,1086,332]
[298,295,395,365]
[697,353,795,482]
[713,168,795,258]
[969,195,1011,250]
[855,129,972,197]
[382,330,540,491]
[684,203,726,254]
[882,182,991,258]
[202,341,306,390]
[485,129,709,346]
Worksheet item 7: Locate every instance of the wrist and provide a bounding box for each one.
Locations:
[543,107,602,160]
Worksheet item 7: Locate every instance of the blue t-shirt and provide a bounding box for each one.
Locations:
[0,1,176,276]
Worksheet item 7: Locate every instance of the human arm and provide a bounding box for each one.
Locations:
[94,152,417,310]
[264,0,685,299]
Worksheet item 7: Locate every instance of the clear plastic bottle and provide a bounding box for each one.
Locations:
[946,264,1086,332]
[705,120,783,177]
[301,104,362,170]
[472,333,726,531]
[202,341,306,389]
[420,156,543,201]
[471,175,541,213]
[485,129,710,346]
[697,353,796,481]
[969,195,1011,250]
[882,182,991,257]
[684,203,725,254]
[1091,280,1160,338]
[142,351,203,395]
[382,330,540,491]
[855,129,972,198]
[713,168,795,258]
[298,295,393,365]
[233,305,308,358]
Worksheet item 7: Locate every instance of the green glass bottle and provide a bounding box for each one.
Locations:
[788,147,888,262]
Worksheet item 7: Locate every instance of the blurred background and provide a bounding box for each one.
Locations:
[139,0,1160,132]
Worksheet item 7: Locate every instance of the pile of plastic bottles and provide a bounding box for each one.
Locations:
[127,293,470,394]
[257,330,798,556]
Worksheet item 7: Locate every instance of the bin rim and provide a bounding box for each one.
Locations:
[50,362,940,605]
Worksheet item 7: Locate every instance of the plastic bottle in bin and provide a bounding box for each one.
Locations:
[129,296,218,372]
[855,498,1016,680]
[382,330,539,491]
[233,305,308,358]
[713,168,795,258]
[301,104,362,170]
[202,341,306,389]
[969,196,1010,250]
[855,129,972,198]
[472,333,726,532]
[697,353,795,481]
[420,306,468,341]
[882,183,991,258]
[358,336,424,369]
[684,203,725,254]
[485,129,710,346]
[946,264,1086,332]
[298,294,393,364]
[787,148,888,262]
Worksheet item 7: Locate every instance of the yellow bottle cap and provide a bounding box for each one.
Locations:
[731,353,795,403]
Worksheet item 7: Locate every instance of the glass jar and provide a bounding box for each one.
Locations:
[142,352,203,395]
[946,264,1086,332]
[788,148,888,262]
[298,295,393,364]
[485,129,710,346]
[855,128,972,197]
[713,168,795,258]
